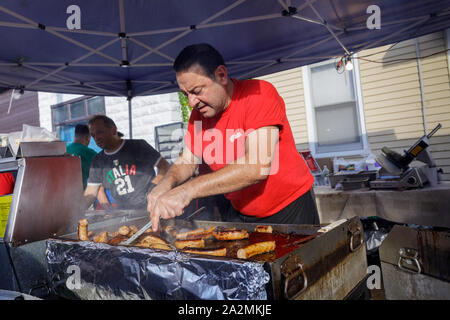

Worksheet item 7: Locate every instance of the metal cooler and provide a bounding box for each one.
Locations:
[379,225,450,299]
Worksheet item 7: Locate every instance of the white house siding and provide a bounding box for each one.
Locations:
[358,31,450,181]
[419,32,450,181]
[358,39,425,154]
[256,31,450,181]
[256,67,310,150]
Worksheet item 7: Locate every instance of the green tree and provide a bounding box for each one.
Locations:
[178,92,192,123]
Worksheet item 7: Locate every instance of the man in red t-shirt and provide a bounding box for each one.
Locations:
[147,43,319,231]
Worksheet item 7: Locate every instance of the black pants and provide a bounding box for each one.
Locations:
[221,189,320,225]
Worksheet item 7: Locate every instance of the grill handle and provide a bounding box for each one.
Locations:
[348,222,363,252]
[282,260,308,299]
[397,247,422,274]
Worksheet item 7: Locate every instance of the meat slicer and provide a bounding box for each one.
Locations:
[370,123,442,190]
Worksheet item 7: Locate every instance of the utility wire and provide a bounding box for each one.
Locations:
[355,48,450,65]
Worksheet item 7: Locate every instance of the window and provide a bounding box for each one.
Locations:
[51,96,105,152]
[52,96,105,129]
[154,122,186,163]
[302,56,369,157]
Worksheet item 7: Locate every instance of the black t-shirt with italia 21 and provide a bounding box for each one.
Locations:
[87,139,161,209]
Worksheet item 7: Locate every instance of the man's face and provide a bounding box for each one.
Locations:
[83,135,91,146]
[89,119,116,150]
[176,64,231,118]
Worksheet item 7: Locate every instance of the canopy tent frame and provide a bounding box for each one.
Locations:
[0,0,449,137]
[1,1,448,97]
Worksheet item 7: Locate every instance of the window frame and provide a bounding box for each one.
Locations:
[51,95,106,131]
[302,54,369,158]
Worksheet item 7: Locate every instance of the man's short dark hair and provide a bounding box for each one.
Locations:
[74,124,90,137]
[88,115,116,128]
[173,43,225,78]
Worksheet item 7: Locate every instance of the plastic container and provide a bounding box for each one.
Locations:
[322,165,330,186]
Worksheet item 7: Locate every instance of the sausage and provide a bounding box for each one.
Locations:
[136,241,172,250]
[183,247,227,257]
[255,225,273,233]
[138,234,168,246]
[175,227,204,239]
[107,235,128,245]
[93,231,108,243]
[128,225,138,236]
[118,225,130,236]
[78,219,89,241]
[143,228,153,234]
[175,227,215,240]
[174,239,205,249]
[136,242,172,250]
[213,228,249,241]
[148,243,172,251]
[237,241,276,259]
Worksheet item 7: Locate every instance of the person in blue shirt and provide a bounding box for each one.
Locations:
[66,124,98,189]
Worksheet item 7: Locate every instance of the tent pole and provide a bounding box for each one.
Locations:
[128,97,133,139]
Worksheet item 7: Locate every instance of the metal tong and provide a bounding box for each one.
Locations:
[119,206,206,246]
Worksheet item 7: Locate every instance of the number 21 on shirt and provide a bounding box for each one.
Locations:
[115,175,135,195]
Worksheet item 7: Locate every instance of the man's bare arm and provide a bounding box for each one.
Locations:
[96,185,112,208]
[147,147,199,221]
[149,126,279,231]
[82,184,100,210]
[151,157,171,185]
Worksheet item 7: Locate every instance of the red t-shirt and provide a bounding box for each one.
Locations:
[185,78,313,217]
[0,172,15,195]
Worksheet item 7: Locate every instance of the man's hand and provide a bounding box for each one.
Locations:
[146,182,172,216]
[149,185,194,232]
[147,148,199,231]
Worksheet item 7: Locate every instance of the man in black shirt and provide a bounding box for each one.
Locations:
[82,115,170,210]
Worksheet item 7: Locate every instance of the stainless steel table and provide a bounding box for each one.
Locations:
[313,182,450,228]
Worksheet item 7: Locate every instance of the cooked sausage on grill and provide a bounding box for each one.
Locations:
[138,234,168,246]
[93,231,108,243]
[118,225,130,236]
[174,238,205,249]
[183,247,227,257]
[137,242,172,251]
[255,225,273,233]
[175,227,215,240]
[128,225,138,236]
[237,241,276,259]
[213,227,249,241]
[108,235,128,245]
[78,219,89,241]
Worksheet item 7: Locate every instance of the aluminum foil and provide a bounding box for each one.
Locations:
[46,239,270,300]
